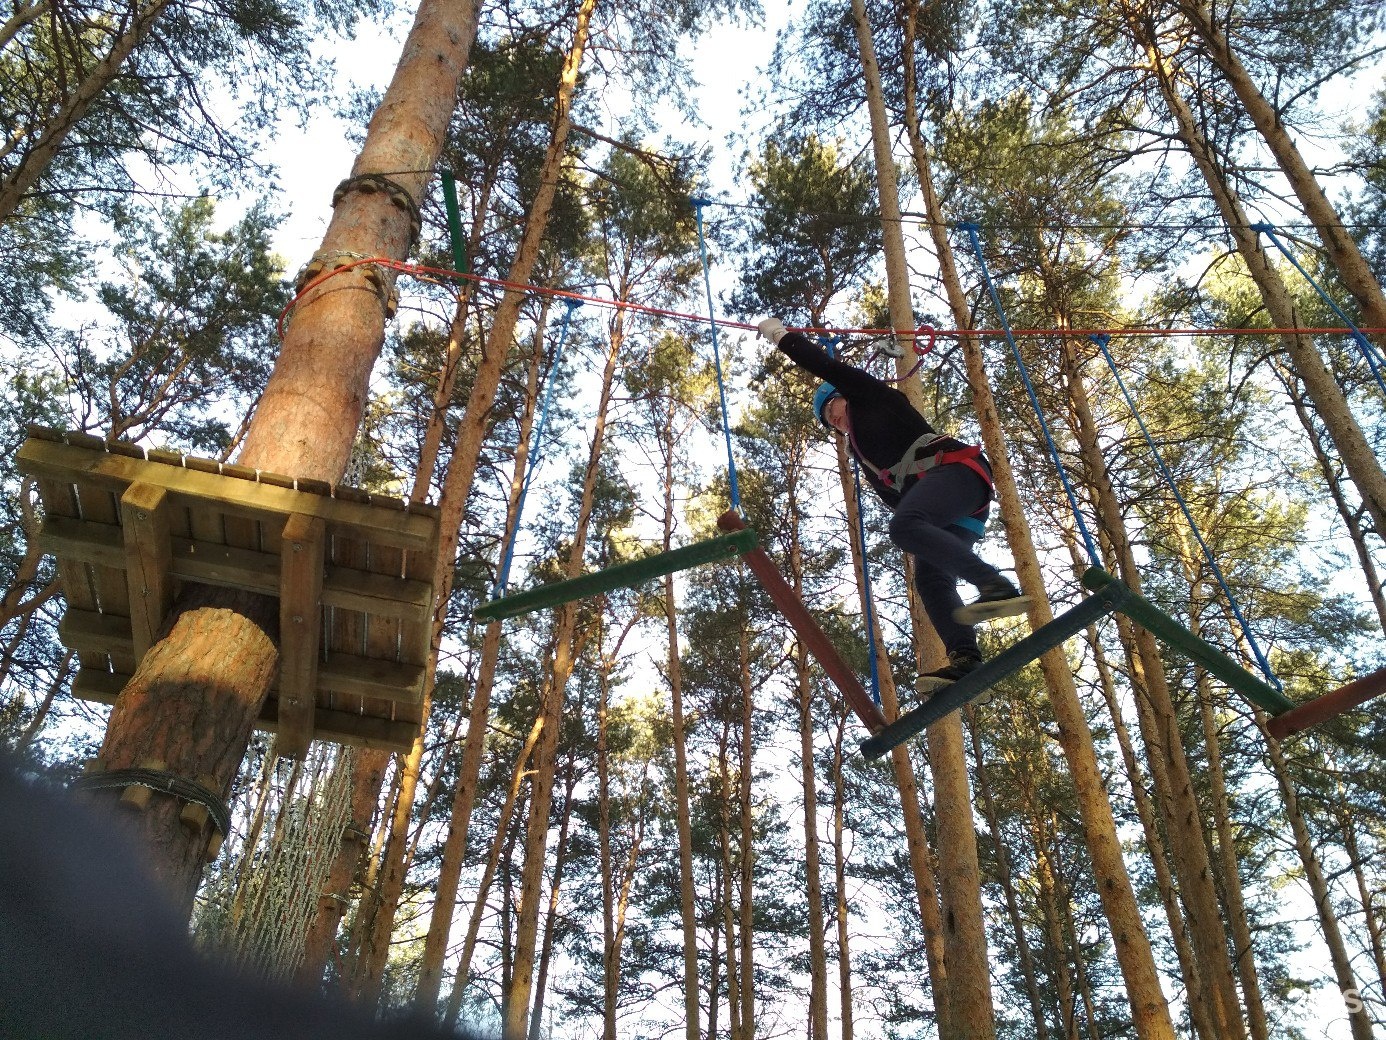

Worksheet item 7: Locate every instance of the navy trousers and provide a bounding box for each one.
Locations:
[886,461,1000,657]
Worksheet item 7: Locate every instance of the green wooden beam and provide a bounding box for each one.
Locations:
[1080,566,1295,715]
[859,579,1131,760]
[472,528,759,624]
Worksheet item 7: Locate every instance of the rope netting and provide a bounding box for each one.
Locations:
[197,741,355,984]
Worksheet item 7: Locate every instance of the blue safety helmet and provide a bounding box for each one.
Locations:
[812,382,842,426]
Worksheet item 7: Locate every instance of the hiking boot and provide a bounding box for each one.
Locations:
[954,577,1031,625]
[914,651,982,696]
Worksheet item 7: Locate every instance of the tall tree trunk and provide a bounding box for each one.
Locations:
[1280,371,1386,632]
[354,688,432,1003]
[1073,543,1217,1040]
[849,5,996,1031]
[527,754,578,1040]
[0,0,173,221]
[299,750,388,987]
[415,302,553,1011]
[1131,9,1386,539]
[786,489,830,1040]
[834,437,953,1030]
[970,728,1052,1040]
[1180,540,1271,1040]
[1332,793,1386,1000]
[660,451,702,1040]
[1056,331,1246,1039]
[736,623,756,1040]
[444,716,544,1025]
[1257,721,1374,1040]
[502,290,620,1040]
[830,715,856,1040]
[1178,0,1386,340]
[84,0,482,912]
[717,720,742,1040]
[898,20,1177,1031]
[1032,812,1079,1039]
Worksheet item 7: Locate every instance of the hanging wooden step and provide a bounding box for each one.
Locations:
[17,427,442,755]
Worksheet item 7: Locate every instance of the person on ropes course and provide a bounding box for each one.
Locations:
[757,316,1031,693]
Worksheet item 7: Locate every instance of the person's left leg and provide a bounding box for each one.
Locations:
[889,463,1029,626]
[888,463,996,587]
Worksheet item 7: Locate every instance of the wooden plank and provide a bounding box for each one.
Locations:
[277,513,325,757]
[60,609,421,703]
[71,480,131,623]
[472,526,758,623]
[17,438,436,552]
[318,650,425,703]
[121,483,173,659]
[324,530,369,721]
[401,524,438,671]
[39,518,431,622]
[36,479,98,615]
[71,668,419,752]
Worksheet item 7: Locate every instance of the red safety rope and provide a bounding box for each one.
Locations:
[278,256,1386,343]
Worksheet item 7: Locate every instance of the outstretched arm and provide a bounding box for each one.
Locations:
[757,319,882,396]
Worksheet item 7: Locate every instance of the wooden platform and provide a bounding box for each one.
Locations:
[17,428,442,755]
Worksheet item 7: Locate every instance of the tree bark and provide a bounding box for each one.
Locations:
[899,43,1177,1035]
[787,494,830,1040]
[1179,0,1386,341]
[1132,10,1386,539]
[1258,720,1374,1040]
[0,0,173,221]
[1057,331,1246,1039]
[850,4,995,1032]
[299,749,388,987]
[415,302,552,1011]
[502,265,618,1040]
[970,728,1052,1040]
[84,0,482,911]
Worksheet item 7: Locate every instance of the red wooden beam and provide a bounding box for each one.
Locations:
[1266,667,1386,740]
[717,511,887,735]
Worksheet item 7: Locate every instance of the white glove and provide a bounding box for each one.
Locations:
[757,317,788,344]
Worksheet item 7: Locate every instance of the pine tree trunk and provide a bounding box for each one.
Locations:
[833,439,953,1032]
[299,749,388,987]
[900,53,1177,1035]
[1077,582,1217,1040]
[84,0,482,911]
[444,722,541,1025]
[1332,796,1386,999]
[1033,814,1079,1039]
[355,689,432,1003]
[1179,1,1386,339]
[1132,11,1386,539]
[830,717,856,1040]
[415,303,553,1011]
[717,721,742,1040]
[1281,372,1386,632]
[1057,331,1246,1039]
[1181,547,1271,1040]
[502,296,620,1040]
[850,6,997,1031]
[1257,720,1374,1040]
[787,491,830,1040]
[737,622,756,1040]
[662,529,704,1040]
[970,729,1052,1040]
[0,0,173,221]
[661,475,702,1040]
[527,757,577,1040]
